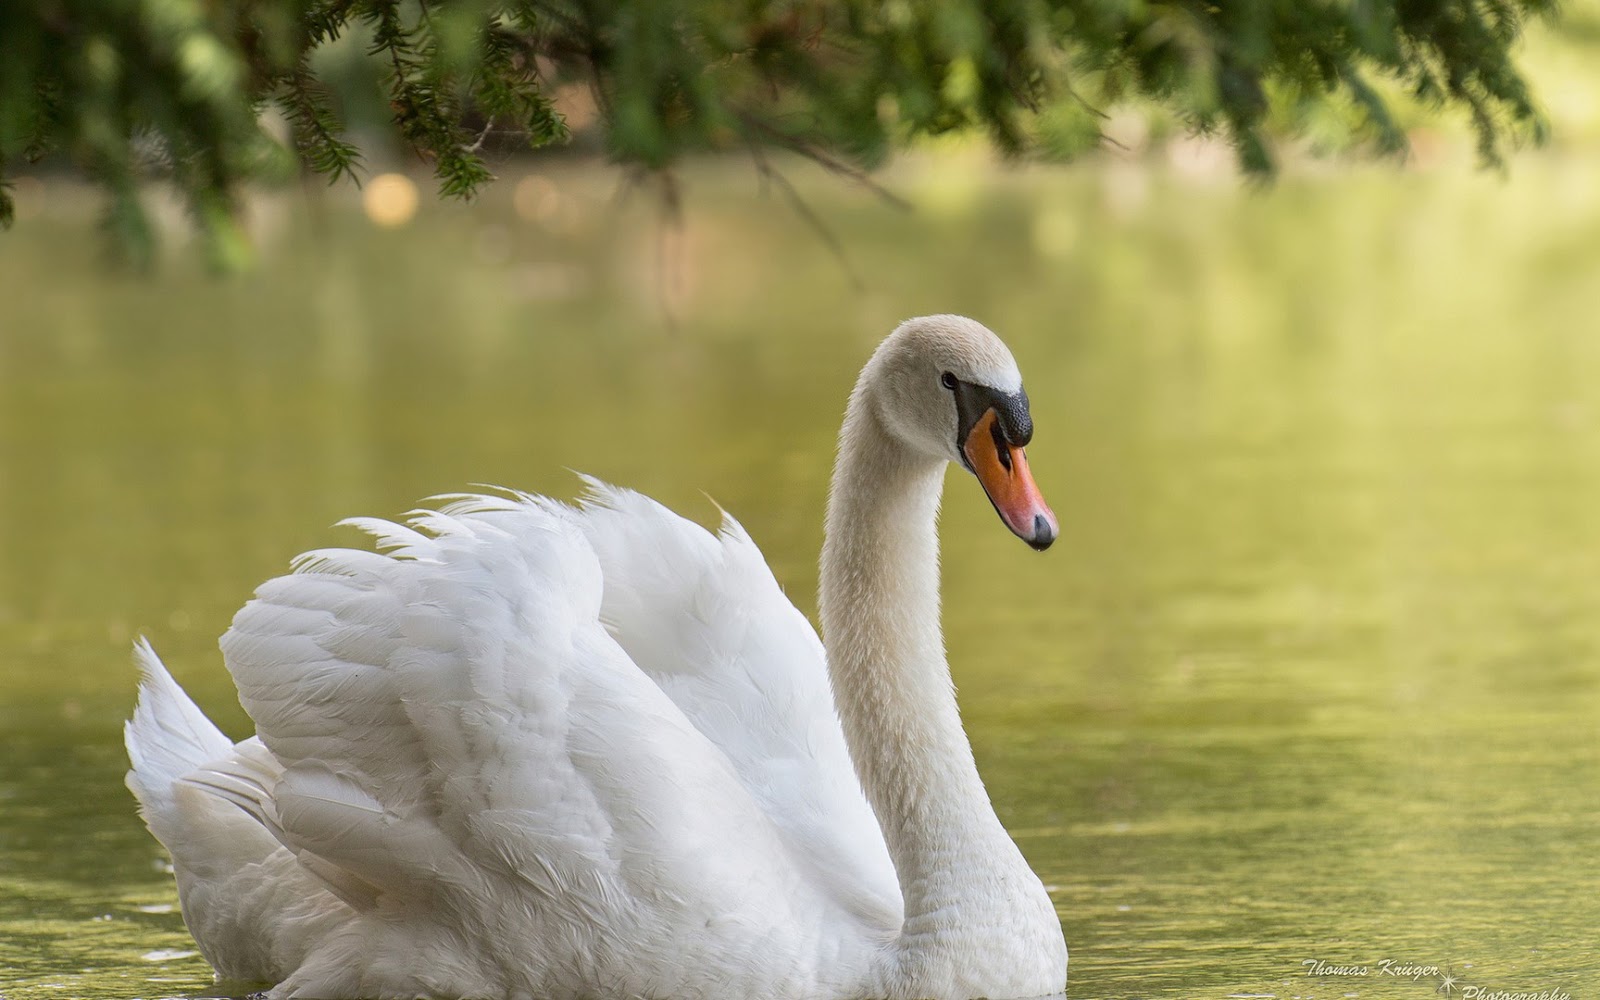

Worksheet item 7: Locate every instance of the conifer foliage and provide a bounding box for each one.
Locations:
[0,0,1554,260]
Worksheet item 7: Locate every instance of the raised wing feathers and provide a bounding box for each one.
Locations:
[573,480,900,928]
[216,487,896,949]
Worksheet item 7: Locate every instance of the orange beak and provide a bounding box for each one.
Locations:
[963,409,1058,550]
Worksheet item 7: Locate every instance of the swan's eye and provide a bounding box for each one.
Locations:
[940,372,958,390]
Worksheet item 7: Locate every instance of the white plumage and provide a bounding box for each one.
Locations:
[126,316,1068,1000]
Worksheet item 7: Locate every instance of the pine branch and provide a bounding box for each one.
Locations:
[0,0,1561,261]
[275,66,363,185]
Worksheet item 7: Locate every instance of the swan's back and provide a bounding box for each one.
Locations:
[137,487,898,998]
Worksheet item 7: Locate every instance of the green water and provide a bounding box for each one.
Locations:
[1,157,1597,999]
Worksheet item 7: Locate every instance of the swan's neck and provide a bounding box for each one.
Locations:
[819,387,1060,990]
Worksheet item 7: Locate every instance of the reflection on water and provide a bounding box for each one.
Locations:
[1,158,1598,1000]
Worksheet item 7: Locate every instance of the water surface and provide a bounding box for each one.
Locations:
[1,158,1597,999]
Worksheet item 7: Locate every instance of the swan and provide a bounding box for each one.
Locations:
[125,314,1068,1000]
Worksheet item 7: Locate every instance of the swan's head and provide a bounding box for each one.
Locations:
[867,315,1058,551]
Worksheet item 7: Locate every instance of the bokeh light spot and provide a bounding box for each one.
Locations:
[364,173,419,228]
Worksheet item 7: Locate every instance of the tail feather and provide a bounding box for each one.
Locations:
[125,638,234,817]
[124,640,353,985]
[184,739,289,845]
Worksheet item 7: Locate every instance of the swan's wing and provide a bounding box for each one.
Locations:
[218,495,864,970]
[571,479,901,929]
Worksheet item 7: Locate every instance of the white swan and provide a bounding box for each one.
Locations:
[126,314,1068,1000]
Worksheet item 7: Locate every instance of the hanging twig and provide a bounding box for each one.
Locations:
[465,116,497,153]
[744,137,864,291]
[734,110,912,212]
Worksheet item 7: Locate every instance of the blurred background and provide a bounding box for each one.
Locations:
[3,4,1600,1000]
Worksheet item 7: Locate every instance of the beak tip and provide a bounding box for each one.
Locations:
[1025,513,1056,551]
